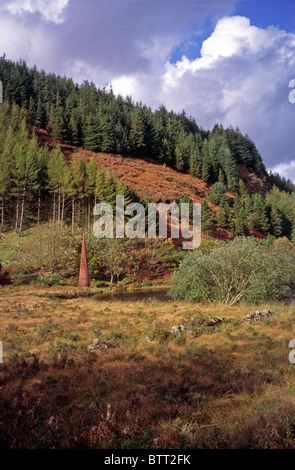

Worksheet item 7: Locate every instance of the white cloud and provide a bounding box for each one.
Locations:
[270,162,295,182]
[1,0,69,24]
[0,2,294,180]
[112,16,295,173]
[0,15,55,66]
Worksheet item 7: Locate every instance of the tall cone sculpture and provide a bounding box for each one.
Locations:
[78,232,90,288]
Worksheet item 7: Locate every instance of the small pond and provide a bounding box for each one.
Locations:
[97,286,171,302]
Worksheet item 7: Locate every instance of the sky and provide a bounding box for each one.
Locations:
[0,0,294,180]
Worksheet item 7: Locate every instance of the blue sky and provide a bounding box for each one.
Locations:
[171,0,295,62]
[0,0,294,179]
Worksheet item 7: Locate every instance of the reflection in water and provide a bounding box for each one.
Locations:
[96,286,171,302]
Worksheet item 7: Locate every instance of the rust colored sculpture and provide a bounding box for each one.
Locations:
[78,232,90,288]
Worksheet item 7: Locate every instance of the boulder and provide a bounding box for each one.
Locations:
[87,338,108,351]
[244,309,273,324]
[207,317,226,326]
[171,324,185,334]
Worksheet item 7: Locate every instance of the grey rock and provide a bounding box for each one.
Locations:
[207,317,225,326]
[244,309,273,324]
[171,324,185,334]
[87,338,108,351]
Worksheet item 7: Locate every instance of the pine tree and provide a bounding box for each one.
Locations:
[189,144,202,178]
[216,205,228,228]
[207,182,227,206]
[249,194,270,233]
[201,155,213,183]
[0,124,15,231]
[129,113,145,155]
[35,97,46,129]
[83,115,101,151]
[101,117,115,153]
[218,168,226,185]
[68,156,87,234]
[104,173,117,206]
[69,111,81,146]
[48,106,64,142]
[85,157,98,229]
[201,200,215,234]
[95,167,107,203]
[47,146,70,224]
[18,135,40,235]
[270,206,283,237]
[235,207,249,236]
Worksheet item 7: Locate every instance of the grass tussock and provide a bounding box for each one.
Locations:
[1,286,295,449]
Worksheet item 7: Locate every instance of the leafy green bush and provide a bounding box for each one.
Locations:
[20,224,79,277]
[36,274,61,287]
[169,236,295,304]
[10,267,30,285]
[87,235,181,283]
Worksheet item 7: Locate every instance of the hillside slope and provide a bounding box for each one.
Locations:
[37,128,275,241]
[37,129,271,202]
[37,129,209,203]
[37,129,234,241]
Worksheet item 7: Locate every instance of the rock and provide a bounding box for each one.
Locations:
[207,317,225,326]
[244,309,273,324]
[87,338,108,351]
[192,316,226,327]
[171,324,184,334]
[261,309,272,315]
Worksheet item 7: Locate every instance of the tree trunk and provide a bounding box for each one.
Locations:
[72,197,75,236]
[0,197,4,232]
[15,197,19,233]
[37,189,41,226]
[57,189,61,223]
[19,186,26,236]
[52,193,56,225]
[87,197,91,233]
[61,192,65,224]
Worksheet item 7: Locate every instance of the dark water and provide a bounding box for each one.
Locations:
[97,286,171,302]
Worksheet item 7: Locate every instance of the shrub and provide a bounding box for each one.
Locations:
[207,182,228,206]
[169,236,295,304]
[36,274,61,287]
[19,223,79,277]
[10,267,30,285]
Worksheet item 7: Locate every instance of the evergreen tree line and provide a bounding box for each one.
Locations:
[0,56,269,191]
[200,180,295,240]
[1,102,295,241]
[0,103,139,235]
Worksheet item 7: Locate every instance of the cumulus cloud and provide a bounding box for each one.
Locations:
[0,2,293,178]
[1,0,69,24]
[270,162,295,183]
[0,0,236,82]
[112,16,295,173]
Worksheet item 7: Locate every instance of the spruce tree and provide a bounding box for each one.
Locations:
[270,207,283,237]
[201,200,215,234]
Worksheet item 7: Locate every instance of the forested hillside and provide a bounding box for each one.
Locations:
[1,55,295,242]
[0,56,276,185]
